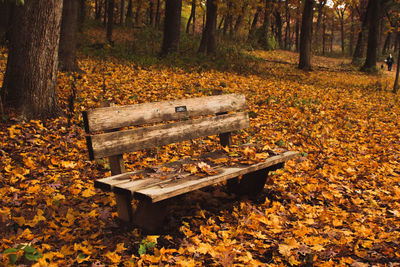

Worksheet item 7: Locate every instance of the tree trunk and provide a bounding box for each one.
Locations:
[349,9,354,56]
[59,0,81,72]
[248,6,261,40]
[314,0,326,53]
[322,13,326,55]
[155,0,161,29]
[361,0,381,72]
[95,0,102,20]
[352,1,370,64]
[234,4,246,34]
[161,0,182,56]
[78,0,85,31]
[259,0,272,49]
[103,0,108,26]
[382,32,391,55]
[284,0,291,50]
[0,2,13,44]
[106,0,114,43]
[274,10,283,48]
[298,0,314,70]
[330,14,334,53]
[223,2,232,36]
[186,0,196,34]
[1,0,63,119]
[295,4,300,52]
[120,0,125,24]
[149,0,155,26]
[126,0,133,25]
[198,0,218,55]
[340,13,345,53]
[393,35,400,93]
[135,0,143,26]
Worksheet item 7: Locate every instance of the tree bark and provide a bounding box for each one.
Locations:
[106,0,114,43]
[314,0,326,53]
[1,0,63,119]
[161,0,182,56]
[274,9,283,48]
[126,0,133,25]
[120,0,125,24]
[322,13,326,55]
[349,8,354,56]
[59,0,81,72]
[361,0,381,72]
[259,0,272,49]
[135,0,143,26]
[295,3,300,52]
[248,6,261,40]
[352,0,369,64]
[186,0,196,34]
[198,0,218,55]
[393,35,400,93]
[284,0,291,50]
[298,0,314,70]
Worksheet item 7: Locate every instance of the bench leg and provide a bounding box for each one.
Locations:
[227,163,285,196]
[115,193,133,222]
[132,199,169,233]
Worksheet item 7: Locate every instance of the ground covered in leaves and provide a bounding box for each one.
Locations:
[1,41,400,265]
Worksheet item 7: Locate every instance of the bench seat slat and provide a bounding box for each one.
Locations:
[83,94,246,133]
[87,112,250,160]
[122,151,299,202]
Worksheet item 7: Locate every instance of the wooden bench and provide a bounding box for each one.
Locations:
[82,94,299,232]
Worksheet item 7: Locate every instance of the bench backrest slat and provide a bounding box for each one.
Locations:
[83,94,246,133]
[86,112,249,160]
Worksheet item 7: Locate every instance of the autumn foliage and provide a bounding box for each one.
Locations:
[1,41,400,265]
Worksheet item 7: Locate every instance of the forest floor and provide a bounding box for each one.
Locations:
[1,33,400,266]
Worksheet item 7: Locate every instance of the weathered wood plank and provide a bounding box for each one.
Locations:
[83,94,246,133]
[87,112,250,160]
[132,151,299,202]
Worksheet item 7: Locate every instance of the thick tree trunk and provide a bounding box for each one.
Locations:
[1,0,63,119]
[106,0,114,43]
[298,0,314,70]
[198,0,218,55]
[361,0,380,72]
[259,0,272,49]
[0,2,12,44]
[78,0,85,30]
[59,0,81,72]
[352,1,370,64]
[186,0,196,34]
[161,0,182,56]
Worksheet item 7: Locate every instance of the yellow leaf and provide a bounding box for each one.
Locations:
[81,189,96,198]
[115,243,127,253]
[105,251,121,263]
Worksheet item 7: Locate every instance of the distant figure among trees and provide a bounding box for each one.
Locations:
[385,54,394,71]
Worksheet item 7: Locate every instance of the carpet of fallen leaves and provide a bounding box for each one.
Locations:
[1,39,400,266]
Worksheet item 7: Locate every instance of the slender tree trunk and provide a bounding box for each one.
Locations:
[1,0,63,119]
[284,0,290,50]
[330,14,334,53]
[349,9,354,56]
[59,0,81,72]
[295,4,300,52]
[298,0,314,70]
[314,0,326,53]
[135,0,143,26]
[393,35,400,93]
[274,10,283,48]
[186,0,196,34]
[198,0,218,55]
[120,0,125,24]
[106,0,114,43]
[361,0,381,72]
[161,0,182,56]
[340,14,345,53]
[126,0,133,25]
[223,2,232,36]
[103,0,108,26]
[234,4,246,34]
[149,0,156,26]
[248,6,261,40]
[155,0,162,29]
[322,13,326,55]
[95,0,102,20]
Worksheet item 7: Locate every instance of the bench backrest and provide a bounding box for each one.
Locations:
[83,94,249,161]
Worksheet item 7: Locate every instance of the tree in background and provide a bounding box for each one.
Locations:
[198,0,218,55]
[59,0,81,72]
[1,0,63,119]
[161,0,182,55]
[298,0,315,70]
[106,0,114,43]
